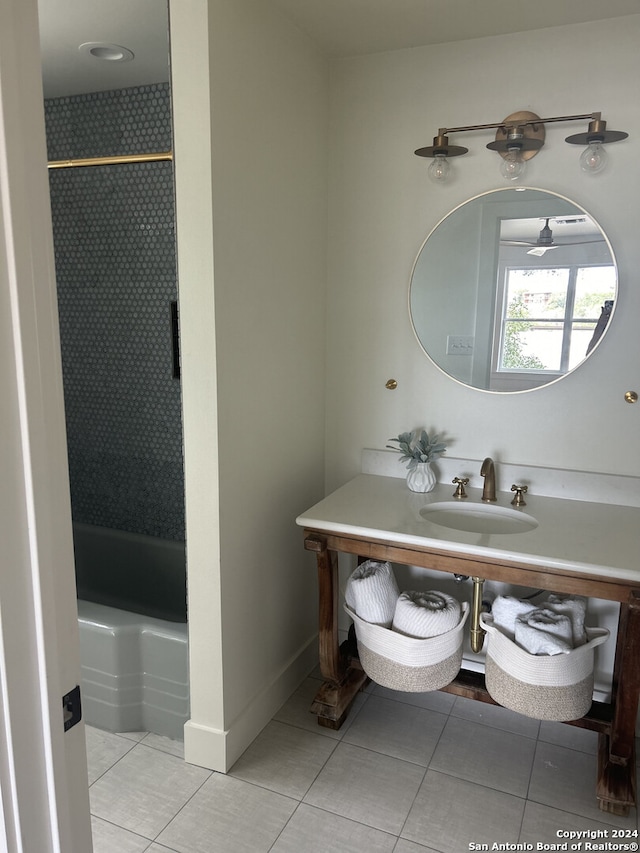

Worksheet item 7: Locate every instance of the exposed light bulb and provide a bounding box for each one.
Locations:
[428,153,451,183]
[500,146,526,182]
[579,140,607,174]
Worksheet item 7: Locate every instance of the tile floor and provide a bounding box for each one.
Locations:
[87,672,639,853]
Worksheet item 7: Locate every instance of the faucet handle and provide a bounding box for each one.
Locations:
[510,484,528,506]
[452,477,469,499]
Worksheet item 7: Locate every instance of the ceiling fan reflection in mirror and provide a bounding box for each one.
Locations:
[500,216,605,256]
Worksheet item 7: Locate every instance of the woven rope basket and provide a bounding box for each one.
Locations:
[480,614,609,721]
[346,602,468,692]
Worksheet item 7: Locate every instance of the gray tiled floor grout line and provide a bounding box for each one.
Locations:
[266,686,426,852]
[149,768,215,846]
[263,726,342,852]
[92,814,153,846]
[515,769,532,845]
[521,737,539,819]
[394,764,430,846]
[278,705,628,844]
[89,735,214,848]
[269,799,403,851]
[86,681,638,852]
[265,692,371,852]
[88,736,139,787]
[393,695,453,845]
[265,799,303,853]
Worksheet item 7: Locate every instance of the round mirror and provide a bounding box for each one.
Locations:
[409,188,617,392]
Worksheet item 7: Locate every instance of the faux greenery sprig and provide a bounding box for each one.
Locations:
[386,430,447,469]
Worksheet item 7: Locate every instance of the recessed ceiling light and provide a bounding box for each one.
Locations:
[79,42,135,62]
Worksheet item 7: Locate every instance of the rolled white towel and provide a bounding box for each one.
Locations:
[392,590,461,639]
[491,595,536,641]
[345,561,399,627]
[543,594,587,647]
[514,608,573,656]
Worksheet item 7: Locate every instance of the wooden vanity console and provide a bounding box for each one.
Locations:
[298,475,640,816]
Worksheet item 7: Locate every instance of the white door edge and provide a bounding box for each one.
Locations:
[0,0,92,850]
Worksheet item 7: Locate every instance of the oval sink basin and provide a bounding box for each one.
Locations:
[420,501,538,535]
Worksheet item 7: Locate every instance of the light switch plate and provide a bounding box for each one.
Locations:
[446,335,474,355]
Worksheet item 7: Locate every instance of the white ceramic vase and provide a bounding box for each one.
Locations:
[406,461,436,493]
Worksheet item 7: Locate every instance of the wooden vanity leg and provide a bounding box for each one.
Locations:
[315,542,345,684]
[304,536,368,729]
[597,590,640,815]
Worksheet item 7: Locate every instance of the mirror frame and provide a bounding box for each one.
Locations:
[408,187,618,394]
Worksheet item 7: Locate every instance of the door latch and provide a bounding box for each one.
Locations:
[62,685,82,732]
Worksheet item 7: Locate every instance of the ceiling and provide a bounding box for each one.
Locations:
[38,0,170,98]
[268,0,640,58]
[38,0,640,99]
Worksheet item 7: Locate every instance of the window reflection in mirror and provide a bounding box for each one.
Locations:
[496,265,615,374]
[409,189,617,393]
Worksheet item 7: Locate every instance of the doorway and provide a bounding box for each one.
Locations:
[39,0,187,738]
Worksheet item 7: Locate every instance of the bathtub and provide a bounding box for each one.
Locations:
[73,523,189,740]
[74,522,187,623]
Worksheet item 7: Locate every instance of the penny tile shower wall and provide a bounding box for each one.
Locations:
[45,84,184,541]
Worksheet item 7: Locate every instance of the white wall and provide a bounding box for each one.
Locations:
[325,15,640,491]
[172,0,329,770]
[210,0,328,745]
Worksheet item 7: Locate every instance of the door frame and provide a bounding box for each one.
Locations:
[0,0,92,849]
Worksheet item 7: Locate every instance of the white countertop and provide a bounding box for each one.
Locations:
[296,474,640,584]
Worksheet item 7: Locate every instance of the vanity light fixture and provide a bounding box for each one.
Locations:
[415,110,628,183]
[565,116,629,174]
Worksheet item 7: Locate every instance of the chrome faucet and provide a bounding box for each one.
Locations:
[480,457,497,502]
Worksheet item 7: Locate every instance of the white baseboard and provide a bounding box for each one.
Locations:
[183,633,318,772]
